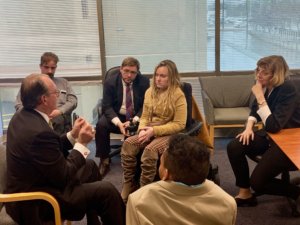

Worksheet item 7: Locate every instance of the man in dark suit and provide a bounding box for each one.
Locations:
[5,73,125,225]
[95,57,150,177]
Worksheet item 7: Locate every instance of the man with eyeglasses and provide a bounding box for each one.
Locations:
[15,52,77,135]
[6,73,125,225]
[95,57,149,177]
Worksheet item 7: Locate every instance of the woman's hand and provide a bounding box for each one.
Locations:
[138,127,154,144]
[236,128,254,145]
[252,81,265,103]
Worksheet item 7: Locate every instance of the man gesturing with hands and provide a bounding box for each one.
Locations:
[5,73,125,225]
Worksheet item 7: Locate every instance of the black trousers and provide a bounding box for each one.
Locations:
[60,159,125,225]
[227,132,300,200]
[10,159,125,225]
[95,114,126,159]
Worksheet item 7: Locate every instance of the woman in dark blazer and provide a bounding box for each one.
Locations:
[227,55,300,209]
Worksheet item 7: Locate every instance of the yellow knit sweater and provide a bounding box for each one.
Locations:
[138,86,187,137]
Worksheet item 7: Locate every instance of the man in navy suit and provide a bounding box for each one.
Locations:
[95,57,149,177]
[6,73,125,225]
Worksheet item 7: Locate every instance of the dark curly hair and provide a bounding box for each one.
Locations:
[164,134,211,185]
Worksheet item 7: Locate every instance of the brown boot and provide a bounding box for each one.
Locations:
[121,182,138,204]
[121,141,140,203]
[140,150,159,187]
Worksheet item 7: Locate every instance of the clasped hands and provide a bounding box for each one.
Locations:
[71,117,95,146]
[138,127,154,144]
[117,120,138,136]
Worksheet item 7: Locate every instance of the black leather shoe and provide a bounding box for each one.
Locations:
[99,158,110,178]
[235,195,258,207]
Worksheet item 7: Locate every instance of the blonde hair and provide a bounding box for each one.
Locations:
[256,55,290,87]
[149,60,181,119]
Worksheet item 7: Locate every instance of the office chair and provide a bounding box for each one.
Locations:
[96,66,140,158]
[132,81,219,185]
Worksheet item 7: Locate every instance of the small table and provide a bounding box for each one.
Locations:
[268,128,300,169]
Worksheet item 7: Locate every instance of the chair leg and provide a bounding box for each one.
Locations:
[209,125,214,148]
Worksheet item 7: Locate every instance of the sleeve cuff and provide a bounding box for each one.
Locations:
[257,105,271,125]
[66,131,76,146]
[248,116,257,124]
[112,117,121,126]
[73,143,90,158]
[133,116,140,123]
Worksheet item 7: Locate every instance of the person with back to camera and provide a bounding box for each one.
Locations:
[95,57,150,177]
[15,52,77,135]
[227,55,300,211]
[121,59,187,203]
[126,134,237,225]
[6,73,125,225]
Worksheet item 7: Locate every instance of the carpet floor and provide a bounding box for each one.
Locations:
[70,138,300,225]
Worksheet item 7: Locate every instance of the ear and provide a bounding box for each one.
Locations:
[161,168,170,181]
[40,95,47,105]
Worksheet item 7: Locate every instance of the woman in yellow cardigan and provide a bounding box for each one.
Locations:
[121,60,187,202]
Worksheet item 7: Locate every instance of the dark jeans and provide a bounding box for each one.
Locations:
[227,132,300,200]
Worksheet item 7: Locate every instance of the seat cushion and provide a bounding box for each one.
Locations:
[199,75,254,108]
[214,107,250,125]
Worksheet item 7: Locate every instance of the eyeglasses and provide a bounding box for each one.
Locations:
[255,67,272,77]
[122,69,138,76]
[42,65,57,70]
[48,89,60,97]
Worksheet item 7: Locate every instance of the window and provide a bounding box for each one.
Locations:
[102,0,215,73]
[0,0,101,78]
[220,0,300,71]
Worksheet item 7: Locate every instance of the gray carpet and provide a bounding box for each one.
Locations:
[71,138,300,225]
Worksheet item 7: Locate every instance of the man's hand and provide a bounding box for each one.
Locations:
[77,123,95,146]
[71,117,86,139]
[49,109,62,119]
[117,122,128,136]
[138,127,154,144]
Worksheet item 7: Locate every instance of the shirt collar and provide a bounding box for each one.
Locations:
[34,109,50,124]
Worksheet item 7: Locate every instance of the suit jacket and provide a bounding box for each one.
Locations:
[5,108,86,224]
[250,79,300,134]
[102,71,150,121]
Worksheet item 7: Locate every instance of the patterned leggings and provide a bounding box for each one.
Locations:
[121,135,170,187]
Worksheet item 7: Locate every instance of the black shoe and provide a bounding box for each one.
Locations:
[99,158,110,178]
[235,195,258,207]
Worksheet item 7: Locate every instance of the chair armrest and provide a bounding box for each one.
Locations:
[180,120,203,136]
[201,90,215,125]
[0,192,62,225]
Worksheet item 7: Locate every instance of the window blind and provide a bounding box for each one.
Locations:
[0,0,101,78]
[102,0,214,73]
